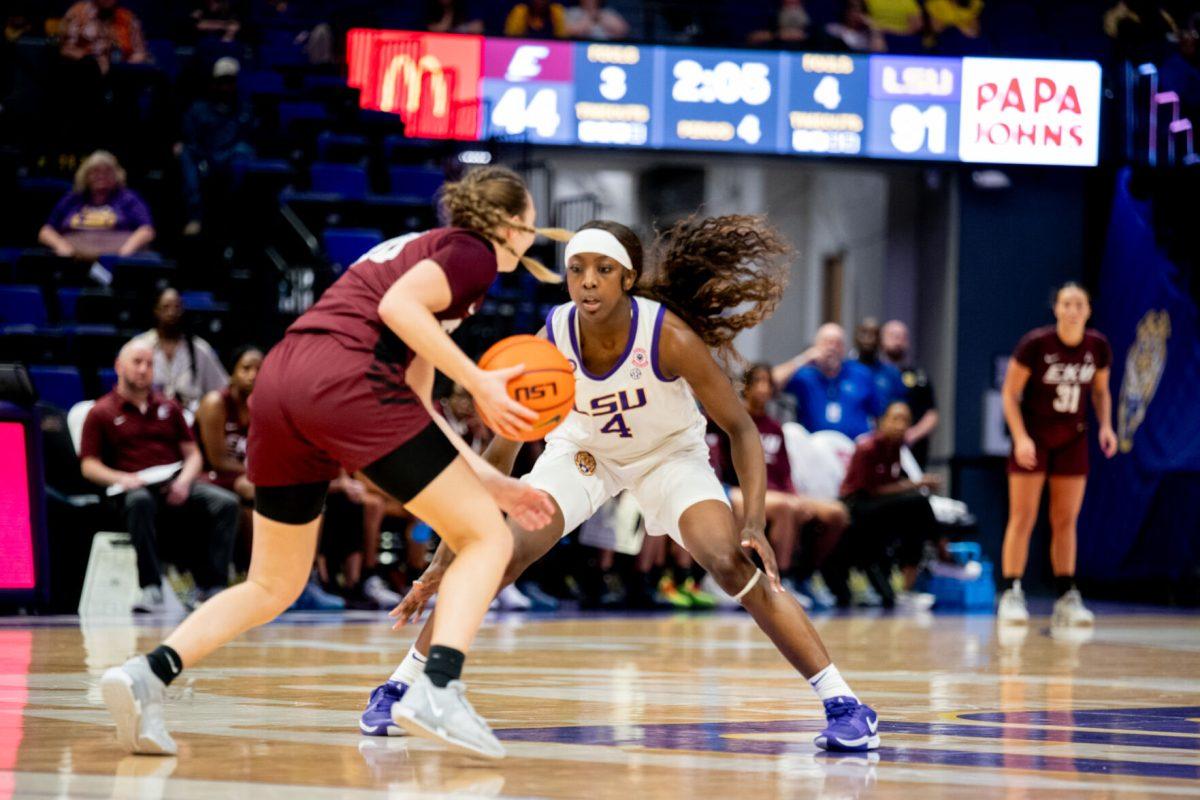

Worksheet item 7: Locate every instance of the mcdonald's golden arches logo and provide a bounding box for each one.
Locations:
[381,54,448,118]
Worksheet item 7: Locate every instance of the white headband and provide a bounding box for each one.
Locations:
[563,228,634,272]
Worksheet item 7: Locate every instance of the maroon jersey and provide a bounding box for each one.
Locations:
[840,433,903,499]
[707,412,794,493]
[80,390,192,473]
[289,228,497,399]
[1013,326,1111,445]
[203,387,248,490]
[247,229,499,484]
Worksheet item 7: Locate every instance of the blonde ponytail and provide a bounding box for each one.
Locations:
[440,166,563,283]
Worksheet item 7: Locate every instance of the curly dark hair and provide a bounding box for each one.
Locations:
[574,216,791,364]
[641,215,791,364]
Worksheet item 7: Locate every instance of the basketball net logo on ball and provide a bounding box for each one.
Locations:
[476,335,575,442]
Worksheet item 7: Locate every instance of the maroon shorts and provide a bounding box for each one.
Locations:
[1008,428,1089,476]
[246,332,435,487]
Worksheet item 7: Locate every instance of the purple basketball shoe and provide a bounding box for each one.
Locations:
[814,696,880,752]
[360,681,408,736]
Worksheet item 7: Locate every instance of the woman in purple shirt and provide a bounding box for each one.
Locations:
[37,150,156,258]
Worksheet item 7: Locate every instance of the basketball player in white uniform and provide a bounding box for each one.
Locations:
[361,219,882,752]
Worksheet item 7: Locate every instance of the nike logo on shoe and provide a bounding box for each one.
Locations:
[428,694,444,719]
[867,717,878,734]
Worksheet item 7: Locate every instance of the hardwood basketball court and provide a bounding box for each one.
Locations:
[3,606,1198,798]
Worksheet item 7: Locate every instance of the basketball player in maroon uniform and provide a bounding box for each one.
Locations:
[100,166,558,760]
[998,283,1117,627]
[196,345,262,503]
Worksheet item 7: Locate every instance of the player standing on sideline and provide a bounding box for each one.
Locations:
[365,218,883,752]
[100,166,559,760]
[997,282,1117,626]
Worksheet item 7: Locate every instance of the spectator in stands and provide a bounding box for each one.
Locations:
[831,400,941,609]
[441,382,492,453]
[135,288,229,411]
[80,339,239,613]
[505,0,568,38]
[1105,0,1179,61]
[826,0,887,52]
[774,322,883,439]
[852,317,906,409]
[178,57,256,236]
[712,364,849,603]
[864,0,923,35]
[59,0,148,73]
[881,319,939,468]
[425,0,484,34]
[38,151,155,259]
[748,0,811,46]
[191,0,242,43]
[925,0,983,39]
[565,0,630,40]
[318,470,402,610]
[195,345,261,503]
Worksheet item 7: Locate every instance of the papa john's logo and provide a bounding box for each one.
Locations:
[574,451,597,476]
[1118,309,1170,453]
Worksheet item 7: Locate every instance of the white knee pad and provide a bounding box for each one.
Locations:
[732,568,764,603]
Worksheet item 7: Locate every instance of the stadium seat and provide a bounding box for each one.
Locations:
[0,326,70,365]
[56,287,83,323]
[316,132,370,163]
[277,101,328,134]
[322,228,383,273]
[97,368,118,395]
[73,290,120,326]
[71,326,128,373]
[29,366,85,411]
[180,290,218,311]
[242,69,286,98]
[67,400,95,454]
[311,163,370,200]
[13,251,96,288]
[105,259,176,296]
[0,285,49,327]
[388,166,444,203]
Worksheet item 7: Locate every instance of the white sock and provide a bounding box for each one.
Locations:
[809,663,857,702]
[389,645,427,686]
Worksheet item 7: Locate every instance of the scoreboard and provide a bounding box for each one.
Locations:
[349,30,1102,167]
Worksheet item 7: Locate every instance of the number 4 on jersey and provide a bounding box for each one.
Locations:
[600,414,632,438]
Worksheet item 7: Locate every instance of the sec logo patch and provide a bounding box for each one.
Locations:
[574,451,597,476]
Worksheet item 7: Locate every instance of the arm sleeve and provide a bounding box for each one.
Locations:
[45,193,75,231]
[125,190,154,229]
[172,403,195,444]
[839,446,867,498]
[1013,330,1040,368]
[195,340,230,393]
[79,408,104,462]
[428,231,498,317]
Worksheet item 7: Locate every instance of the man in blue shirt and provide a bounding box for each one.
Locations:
[773,323,883,439]
[851,317,906,409]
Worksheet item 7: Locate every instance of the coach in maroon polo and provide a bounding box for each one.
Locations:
[80,339,238,613]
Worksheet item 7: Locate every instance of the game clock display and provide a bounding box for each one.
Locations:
[348,30,1102,167]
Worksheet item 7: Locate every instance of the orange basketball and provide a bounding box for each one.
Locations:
[476,335,575,442]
